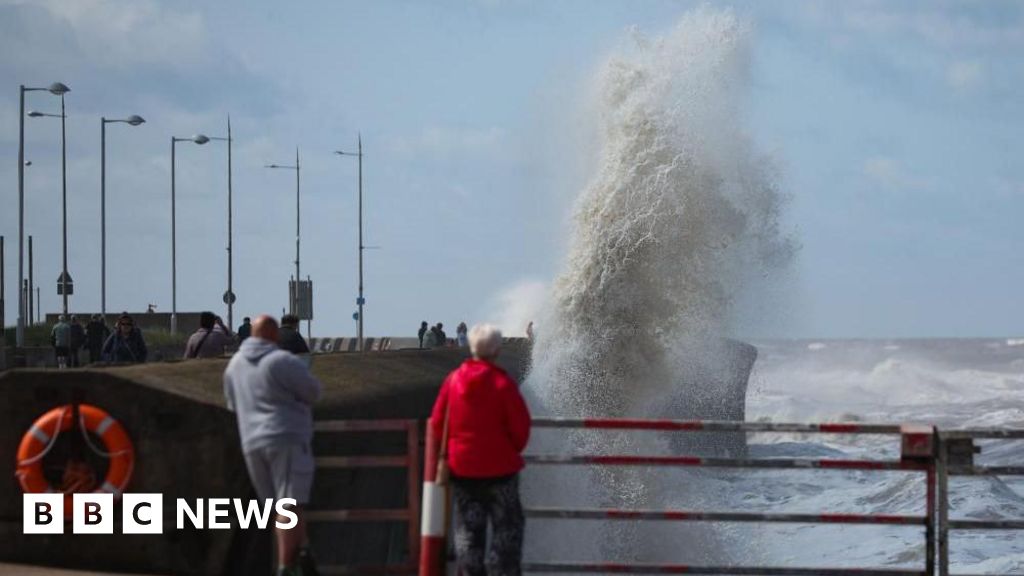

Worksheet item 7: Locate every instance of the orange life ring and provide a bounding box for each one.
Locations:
[16,404,134,513]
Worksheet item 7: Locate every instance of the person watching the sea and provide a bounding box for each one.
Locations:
[430,324,531,576]
[224,315,322,576]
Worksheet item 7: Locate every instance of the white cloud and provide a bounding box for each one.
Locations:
[946,59,984,91]
[862,156,928,191]
[3,0,207,69]
[480,278,548,336]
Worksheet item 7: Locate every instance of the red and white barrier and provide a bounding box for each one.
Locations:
[419,418,446,576]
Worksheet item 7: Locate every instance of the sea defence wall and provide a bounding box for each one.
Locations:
[0,339,752,574]
[0,346,529,574]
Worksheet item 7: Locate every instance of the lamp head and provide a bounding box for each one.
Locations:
[127,115,145,126]
[48,82,70,95]
[192,134,210,145]
[27,111,44,118]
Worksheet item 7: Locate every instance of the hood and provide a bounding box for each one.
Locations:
[239,337,278,363]
[452,359,504,396]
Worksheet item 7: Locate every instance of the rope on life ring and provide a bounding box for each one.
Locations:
[15,404,135,515]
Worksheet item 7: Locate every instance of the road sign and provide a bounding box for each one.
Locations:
[57,271,73,296]
[223,290,236,305]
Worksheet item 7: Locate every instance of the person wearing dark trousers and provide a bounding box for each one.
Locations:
[68,315,85,367]
[85,314,110,364]
[430,324,531,576]
[418,321,429,349]
[101,314,148,363]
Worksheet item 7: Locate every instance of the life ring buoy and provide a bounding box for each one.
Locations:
[16,404,134,514]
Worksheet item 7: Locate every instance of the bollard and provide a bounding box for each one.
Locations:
[419,418,447,576]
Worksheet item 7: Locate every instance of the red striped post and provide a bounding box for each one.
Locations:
[419,418,446,576]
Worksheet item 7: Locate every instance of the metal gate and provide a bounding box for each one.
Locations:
[310,419,421,575]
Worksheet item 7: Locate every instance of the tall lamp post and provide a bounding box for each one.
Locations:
[204,119,234,331]
[28,95,72,315]
[101,114,145,318]
[17,82,68,346]
[170,134,211,333]
[335,135,365,352]
[265,149,303,333]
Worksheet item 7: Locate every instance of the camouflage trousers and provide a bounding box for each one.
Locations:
[451,473,525,576]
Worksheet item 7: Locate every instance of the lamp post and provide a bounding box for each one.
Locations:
[170,134,211,333]
[266,149,302,332]
[28,98,71,315]
[101,114,145,318]
[204,119,234,331]
[335,135,365,352]
[17,82,68,346]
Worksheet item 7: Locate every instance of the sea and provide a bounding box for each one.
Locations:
[522,338,1024,573]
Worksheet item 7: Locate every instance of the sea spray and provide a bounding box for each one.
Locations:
[528,7,793,417]
[522,7,794,565]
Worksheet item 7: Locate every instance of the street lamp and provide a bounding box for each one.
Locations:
[16,82,68,347]
[101,114,145,318]
[265,149,304,335]
[335,135,365,352]
[28,94,72,316]
[169,134,210,333]
[203,119,234,332]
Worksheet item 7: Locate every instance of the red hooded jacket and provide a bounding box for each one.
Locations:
[430,359,531,479]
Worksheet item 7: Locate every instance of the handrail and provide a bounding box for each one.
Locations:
[312,418,421,575]
[517,418,937,576]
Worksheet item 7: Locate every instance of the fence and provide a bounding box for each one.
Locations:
[521,418,936,575]
[405,416,1022,575]
[937,428,1024,576]
[310,419,421,575]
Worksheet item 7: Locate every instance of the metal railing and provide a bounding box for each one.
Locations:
[937,428,1024,576]
[522,418,939,576]
[311,419,421,575]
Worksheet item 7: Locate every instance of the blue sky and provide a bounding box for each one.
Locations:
[0,0,1021,338]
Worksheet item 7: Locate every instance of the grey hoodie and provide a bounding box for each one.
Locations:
[223,337,322,453]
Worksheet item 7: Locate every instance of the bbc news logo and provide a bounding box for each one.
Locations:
[24,494,298,534]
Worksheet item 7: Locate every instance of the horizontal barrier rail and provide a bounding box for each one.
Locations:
[946,465,1024,476]
[532,417,903,434]
[525,454,929,471]
[522,562,927,575]
[946,519,1024,530]
[526,507,926,526]
[316,455,409,468]
[307,509,411,522]
[315,419,414,432]
[938,429,1024,440]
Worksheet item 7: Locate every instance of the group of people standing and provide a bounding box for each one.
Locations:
[50,313,147,367]
[418,320,471,348]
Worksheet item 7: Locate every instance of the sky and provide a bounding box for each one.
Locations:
[0,0,1021,339]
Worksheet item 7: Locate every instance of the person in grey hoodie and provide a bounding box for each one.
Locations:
[223,315,322,576]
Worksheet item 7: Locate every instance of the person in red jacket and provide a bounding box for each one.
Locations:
[430,323,531,576]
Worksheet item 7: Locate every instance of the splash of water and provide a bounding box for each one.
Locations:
[527,7,794,418]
